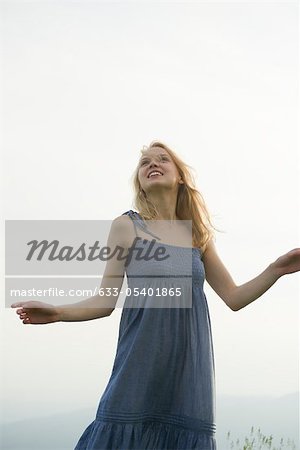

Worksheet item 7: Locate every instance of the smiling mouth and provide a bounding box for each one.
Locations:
[148,171,163,178]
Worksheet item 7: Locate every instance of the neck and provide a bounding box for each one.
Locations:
[146,190,179,221]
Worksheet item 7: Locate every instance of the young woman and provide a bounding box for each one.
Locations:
[11,141,300,450]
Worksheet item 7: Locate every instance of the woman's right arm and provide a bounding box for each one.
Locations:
[11,215,132,324]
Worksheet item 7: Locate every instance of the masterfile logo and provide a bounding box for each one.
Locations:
[5,220,194,309]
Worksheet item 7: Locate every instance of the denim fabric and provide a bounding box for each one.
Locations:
[74,210,217,450]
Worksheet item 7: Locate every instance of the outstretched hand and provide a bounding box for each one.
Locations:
[271,248,300,278]
[11,301,60,325]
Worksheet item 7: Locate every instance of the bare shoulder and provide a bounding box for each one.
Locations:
[201,238,222,269]
[111,214,133,234]
[201,238,236,309]
[109,214,135,249]
[201,237,216,258]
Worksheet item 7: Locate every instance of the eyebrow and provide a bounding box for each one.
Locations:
[140,153,169,162]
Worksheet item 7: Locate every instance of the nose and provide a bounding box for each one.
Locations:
[149,160,159,168]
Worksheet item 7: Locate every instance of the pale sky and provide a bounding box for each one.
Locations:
[1,0,299,424]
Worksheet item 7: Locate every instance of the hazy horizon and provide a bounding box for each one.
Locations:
[1,392,299,449]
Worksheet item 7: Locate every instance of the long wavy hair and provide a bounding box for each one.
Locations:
[130,140,223,254]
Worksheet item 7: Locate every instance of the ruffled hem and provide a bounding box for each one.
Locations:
[74,419,217,450]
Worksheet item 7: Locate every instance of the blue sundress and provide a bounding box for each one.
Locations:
[74,210,217,449]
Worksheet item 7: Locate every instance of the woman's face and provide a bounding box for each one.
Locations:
[138,147,182,194]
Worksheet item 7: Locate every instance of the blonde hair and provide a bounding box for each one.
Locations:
[130,140,223,254]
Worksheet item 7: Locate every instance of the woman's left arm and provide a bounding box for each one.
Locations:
[202,241,300,312]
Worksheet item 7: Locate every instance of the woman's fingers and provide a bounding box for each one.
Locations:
[11,302,25,308]
[12,301,56,325]
[13,305,30,321]
[11,302,32,317]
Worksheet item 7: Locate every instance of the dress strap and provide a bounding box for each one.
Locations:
[122,210,161,240]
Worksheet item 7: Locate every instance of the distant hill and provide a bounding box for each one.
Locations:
[1,392,299,449]
[216,392,299,449]
[0,407,93,450]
